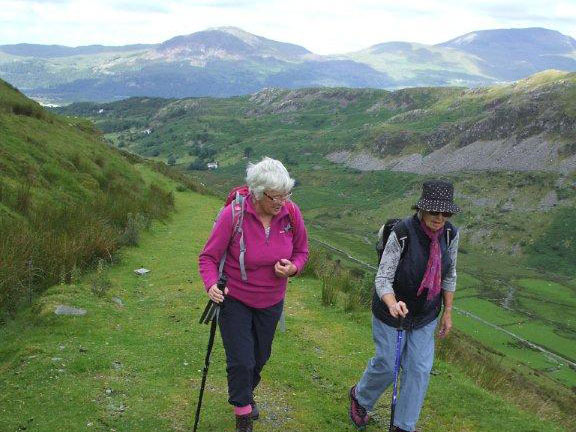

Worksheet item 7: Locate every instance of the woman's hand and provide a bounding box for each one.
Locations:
[274,259,297,278]
[388,301,409,318]
[207,284,229,303]
[438,310,453,338]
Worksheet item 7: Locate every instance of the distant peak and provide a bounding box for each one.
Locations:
[439,27,575,47]
[208,26,249,33]
[207,26,260,44]
[448,32,478,46]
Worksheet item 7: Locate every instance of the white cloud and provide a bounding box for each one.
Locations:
[0,0,574,52]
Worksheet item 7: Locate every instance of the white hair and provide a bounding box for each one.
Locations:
[246,157,295,200]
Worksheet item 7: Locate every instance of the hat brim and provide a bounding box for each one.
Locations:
[413,199,461,214]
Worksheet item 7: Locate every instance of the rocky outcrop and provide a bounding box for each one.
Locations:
[246,87,376,116]
[373,131,418,155]
[152,99,201,123]
[426,85,576,150]
[327,134,576,174]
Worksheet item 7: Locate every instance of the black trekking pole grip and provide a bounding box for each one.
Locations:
[217,274,227,295]
[397,315,404,330]
[199,276,227,325]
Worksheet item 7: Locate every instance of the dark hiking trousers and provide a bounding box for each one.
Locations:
[219,296,284,407]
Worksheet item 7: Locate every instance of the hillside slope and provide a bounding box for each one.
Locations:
[0,189,572,431]
[0,79,175,317]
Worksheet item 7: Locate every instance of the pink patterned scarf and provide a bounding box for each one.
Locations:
[417,220,444,300]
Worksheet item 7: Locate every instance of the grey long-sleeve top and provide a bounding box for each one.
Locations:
[375,231,460,300]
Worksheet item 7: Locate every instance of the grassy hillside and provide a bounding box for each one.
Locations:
[0,188,573,431]
[0,80,176,319]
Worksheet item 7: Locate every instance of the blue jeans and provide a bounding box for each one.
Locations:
[355,315,437,432]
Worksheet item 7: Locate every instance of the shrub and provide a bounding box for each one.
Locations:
[307,247,368,310]
[300,247,326,278]
[321,274,338,306]
[120,213,148,246]
[12,102,46,120]
[187,160,207,171]
[89,259,112,297]
[344,276,374,312]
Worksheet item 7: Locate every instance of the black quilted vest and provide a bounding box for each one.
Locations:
[371,215,456,330]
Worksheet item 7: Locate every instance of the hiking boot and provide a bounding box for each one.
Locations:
[235,414,253,432]
[349,385,370,428]
[250,400,259,420]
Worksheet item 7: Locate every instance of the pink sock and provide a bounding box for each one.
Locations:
[234,405,252,416]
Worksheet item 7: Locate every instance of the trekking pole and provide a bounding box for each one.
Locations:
[193,275,227,432]
[389,316,404,432]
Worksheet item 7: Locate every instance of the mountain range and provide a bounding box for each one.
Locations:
[1,26,576,104]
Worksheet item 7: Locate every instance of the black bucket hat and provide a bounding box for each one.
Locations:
[413,180,461,214]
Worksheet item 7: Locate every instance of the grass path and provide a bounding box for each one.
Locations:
[0,188,568,432]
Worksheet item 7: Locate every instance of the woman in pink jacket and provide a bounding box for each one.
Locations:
[199,157,309,432]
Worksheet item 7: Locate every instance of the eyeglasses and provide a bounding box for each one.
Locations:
[263,192,292,203]
[427,211,453,218]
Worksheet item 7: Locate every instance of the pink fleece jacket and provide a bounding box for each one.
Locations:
[198,196,309,308]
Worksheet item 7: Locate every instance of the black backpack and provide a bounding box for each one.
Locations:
[375,218,456,265]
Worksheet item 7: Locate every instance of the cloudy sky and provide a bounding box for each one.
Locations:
[1,0,575,54]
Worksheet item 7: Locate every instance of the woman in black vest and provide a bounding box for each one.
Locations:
[349,180,460,432]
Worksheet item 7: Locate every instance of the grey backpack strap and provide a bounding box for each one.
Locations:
[445,222,456,248]
[394,221,409,256]
[218,193,248,280]
[218,251,227,278]
[236,194,248,281]
[398,236,407,254]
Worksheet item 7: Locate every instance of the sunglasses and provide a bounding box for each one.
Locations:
[263,192,292,203]
[427,211,453,218]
